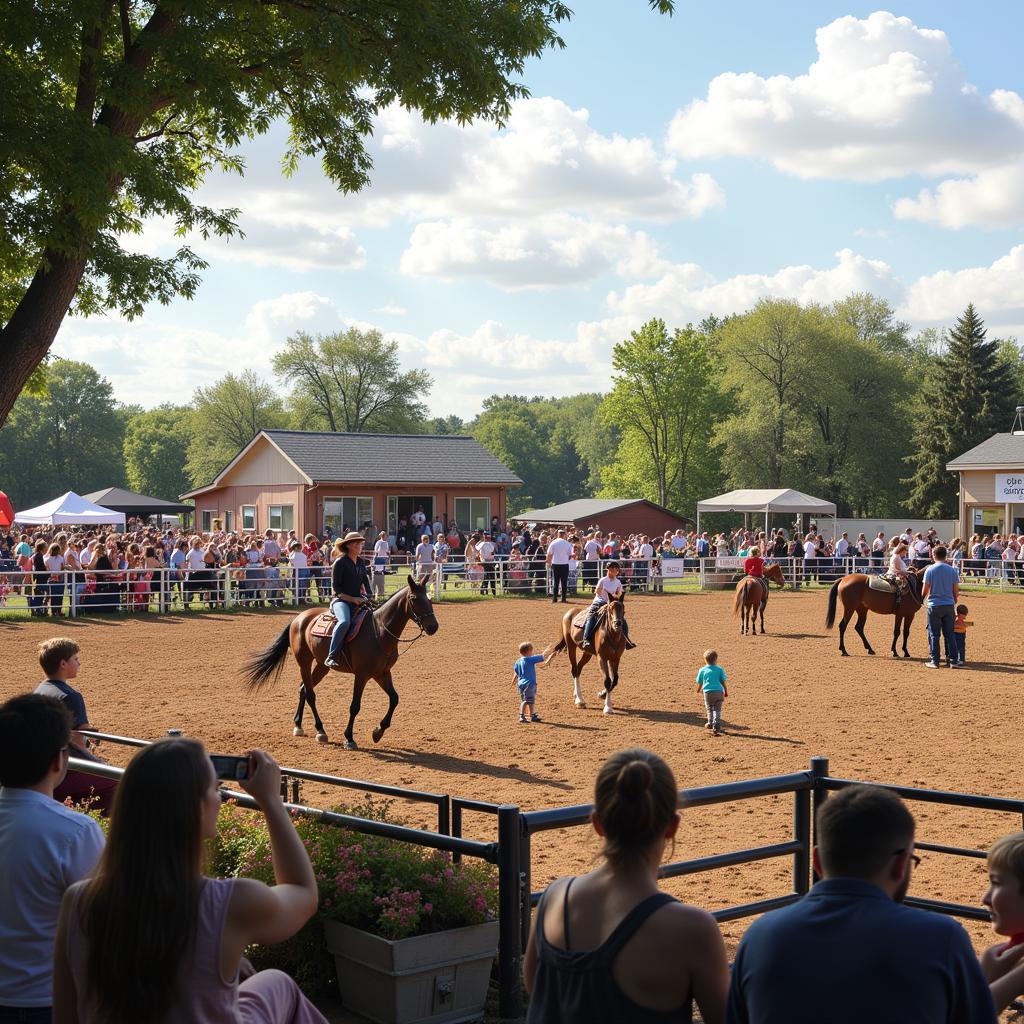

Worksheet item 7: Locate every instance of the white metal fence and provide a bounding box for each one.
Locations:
[0,554,1017,617]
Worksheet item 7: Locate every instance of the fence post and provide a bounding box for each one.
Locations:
[497,804,523,1020]
[793,781,812,897]
[810,756,830,884]
[437,794,450,836]
[519,828,532,954]
[69,570,77,618]
[451,801,463,864]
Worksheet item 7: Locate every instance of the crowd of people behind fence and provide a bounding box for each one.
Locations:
[1,513,1021,615]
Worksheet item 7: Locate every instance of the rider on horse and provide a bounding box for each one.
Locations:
[325,531,371,669]
[579,561,637,652]
[743,546,767,599]
[885,542,911,608]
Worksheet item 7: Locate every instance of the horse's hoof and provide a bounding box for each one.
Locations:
[597,689,606,699]
[866,650,875,656]
[574,700,586,709]
[840,651,849,657]
[603,706,613,715]
[293,726,305,737]
[343,738,358,750]
[903,652,911,659]
[372,728,384,743]
[317,732,330,744]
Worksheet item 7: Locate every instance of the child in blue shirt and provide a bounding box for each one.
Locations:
[514,641,554,723]
[696,648,728,735]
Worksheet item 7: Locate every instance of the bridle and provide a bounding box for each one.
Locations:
[375,587,433,655]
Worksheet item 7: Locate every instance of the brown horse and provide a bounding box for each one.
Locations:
[241,576,438,749]
[733,563,786,635]
[825,569,923,658]
[545,598,627,715]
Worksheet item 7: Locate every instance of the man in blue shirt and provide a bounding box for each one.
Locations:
[727,784,995,1024]
[921,544,961,669]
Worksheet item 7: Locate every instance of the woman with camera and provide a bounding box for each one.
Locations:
[53,740,327,1024]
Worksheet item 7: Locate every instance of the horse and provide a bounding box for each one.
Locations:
[240,576,438,749]
[733,562,786,635]
[824,569,923,658]
[545,597,627,715]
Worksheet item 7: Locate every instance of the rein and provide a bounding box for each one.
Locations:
[374,591,427,656]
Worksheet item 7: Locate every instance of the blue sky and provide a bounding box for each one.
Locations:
[55,4,1024,417]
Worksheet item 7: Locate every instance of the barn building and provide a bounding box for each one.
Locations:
[180,430,522,537]
[946,412,1024,539]
[511,498,692,538]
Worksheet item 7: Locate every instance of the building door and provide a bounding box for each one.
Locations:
[387,496,434,533]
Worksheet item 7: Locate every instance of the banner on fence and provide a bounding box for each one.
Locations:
[715,557,744,570]
[660,560,687,578]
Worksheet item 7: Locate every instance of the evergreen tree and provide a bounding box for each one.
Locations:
[906,304,1018,517]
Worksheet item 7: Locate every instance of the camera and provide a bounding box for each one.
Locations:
[209,754,250,781]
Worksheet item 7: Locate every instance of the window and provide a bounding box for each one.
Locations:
[324,497,373,535]
[223,510,233,532]
[242,506,256,531]
[201,509,213,533]
[454,497,490,533]
[268,505,294,531]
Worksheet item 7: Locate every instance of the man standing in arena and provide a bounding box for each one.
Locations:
[546,529,573,603]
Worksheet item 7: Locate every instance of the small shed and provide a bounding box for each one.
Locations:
[511,498,692,537]
[695,488,837,538]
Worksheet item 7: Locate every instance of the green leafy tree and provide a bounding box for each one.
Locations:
[600,319,726,513]
[425,414,466,435]
[830,293,912,361]
[274,329,432,434]
[186,371,287,486]
[0,0,673,424]
[123,404,193,498]
[0,359,127,507]
[906,304,1018,517]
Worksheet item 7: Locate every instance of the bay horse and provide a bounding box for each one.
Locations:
[241,576,438,749]
[825,569,923,658]
[733,562,786,635]
[545,598,627,715]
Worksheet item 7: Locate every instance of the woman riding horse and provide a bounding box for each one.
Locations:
[325,532,371,669]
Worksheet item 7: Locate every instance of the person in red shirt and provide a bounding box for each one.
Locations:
[743,546,765,579]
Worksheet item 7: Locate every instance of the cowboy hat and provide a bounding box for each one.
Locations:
[338,531,366,548]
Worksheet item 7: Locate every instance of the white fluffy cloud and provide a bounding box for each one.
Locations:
[904,245,1024,321]
[399,217,667,289]
[893,164,1024,228]
[667,11,1024,182]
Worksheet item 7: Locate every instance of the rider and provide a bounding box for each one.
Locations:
[325,531,370,670]
[743,545,767,599]
[886,542,911,608]
[579,561,637,652]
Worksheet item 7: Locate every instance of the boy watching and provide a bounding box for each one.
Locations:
[33,638,116,814]
[696,649,728,736]
[514,642,553,723]
[0,694,105,1021]
[953,603,972,666]
[981,833,1024,1011]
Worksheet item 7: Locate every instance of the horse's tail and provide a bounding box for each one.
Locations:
[242,623,291,692]
[825,580,840,630]
[733,581,745,618]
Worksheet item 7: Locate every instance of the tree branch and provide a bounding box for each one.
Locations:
[118,0,132,54]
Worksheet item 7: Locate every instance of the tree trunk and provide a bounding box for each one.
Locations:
[0,251,88,423]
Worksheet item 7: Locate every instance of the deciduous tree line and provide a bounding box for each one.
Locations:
[1,297,1020,517]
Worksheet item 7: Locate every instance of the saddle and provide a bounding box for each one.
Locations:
[572,604,606,631]
[310,606,371,642]
[869,574,907,594]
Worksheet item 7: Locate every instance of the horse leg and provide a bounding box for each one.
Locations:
[304,664,330,742]
[750,597,758,635]
[891,615,901,658]
[837,612,851,656]
[902,614,912,658]
[372,670,399,744]
[599,656,613,714]
[344,676,369,749]
[759,597,767,634]
[293,685,307,737]
[854,608,874,655]
[569,640,590,708]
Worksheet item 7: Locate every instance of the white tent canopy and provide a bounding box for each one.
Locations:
[15,490,126,527]
[695,488,836,538]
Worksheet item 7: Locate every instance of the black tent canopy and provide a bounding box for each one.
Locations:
[83,487,192,519]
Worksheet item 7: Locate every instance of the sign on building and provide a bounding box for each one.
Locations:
[995,474,1024,501]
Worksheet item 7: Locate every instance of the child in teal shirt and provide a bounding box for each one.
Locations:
[696,648,728,735]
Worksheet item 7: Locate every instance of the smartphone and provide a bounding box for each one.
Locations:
[210,754,250,781]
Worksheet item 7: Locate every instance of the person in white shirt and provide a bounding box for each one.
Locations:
[546,529,574,604]
[834,533,850,559]
[477,533,497,596]
[670,530,686,551]
[411,507,426,530]
[0,694,105,1020]
[183,538,206,607]
[370,531,390,599]
[579,561,635,651]
[912,534,931,566]
[636,535,655,590]
[288,541,310,603]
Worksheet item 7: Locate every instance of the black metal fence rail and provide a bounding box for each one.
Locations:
[64,744,1023,1020]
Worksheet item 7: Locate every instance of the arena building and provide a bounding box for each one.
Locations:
[947,412,1024,538]
[180,429,522,536]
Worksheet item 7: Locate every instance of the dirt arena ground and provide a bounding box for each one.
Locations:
[4,588,1022,969]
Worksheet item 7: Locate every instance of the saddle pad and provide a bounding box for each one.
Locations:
[310,607,370,642]
[572,605,607,631]
[868,576,895,593]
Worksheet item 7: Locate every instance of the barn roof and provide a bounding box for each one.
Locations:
[946,433,1024,470]
[511,498,690,524]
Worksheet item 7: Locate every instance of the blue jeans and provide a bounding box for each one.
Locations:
[0,1007,52,1023]
[328,599,352,660]
[927,604,956,665]
[953,632,966,663]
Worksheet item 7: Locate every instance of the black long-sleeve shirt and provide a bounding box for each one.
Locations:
[332,555,369,599]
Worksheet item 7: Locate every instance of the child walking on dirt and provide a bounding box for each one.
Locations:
[514,642,553,723]
[696,649,728,736]
[953,603,973,666]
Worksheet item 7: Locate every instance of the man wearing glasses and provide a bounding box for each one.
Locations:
[727,785,995,1023]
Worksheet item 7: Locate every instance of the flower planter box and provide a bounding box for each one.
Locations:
[323,919,499,1024]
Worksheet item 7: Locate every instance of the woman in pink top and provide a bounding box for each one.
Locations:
[53,740,326,1024]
